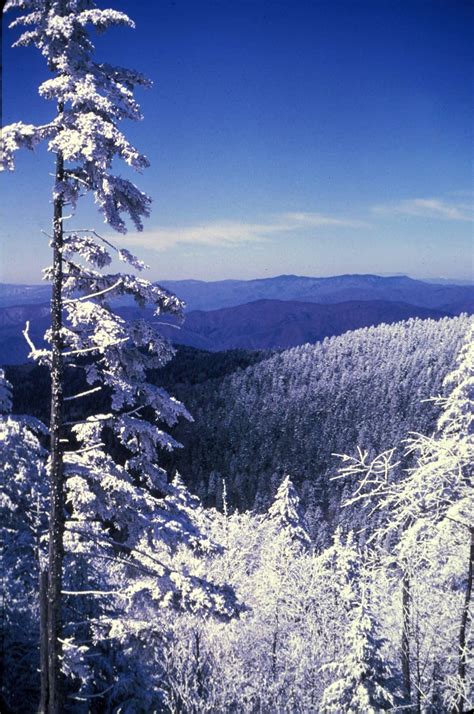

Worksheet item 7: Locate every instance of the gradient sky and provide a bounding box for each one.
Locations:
[1,0,473,283]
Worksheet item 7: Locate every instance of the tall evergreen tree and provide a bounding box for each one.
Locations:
[265,474,311,548]
[0,370,48,712]
[0,2,221,710]
[320,594,396,713]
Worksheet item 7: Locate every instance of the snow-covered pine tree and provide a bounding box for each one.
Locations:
[399,324,473,713]
[265,474,311,549]
[0,370,49,712]
[1,2,156,707]
[334,320,474,711]
[241,477,311,704]
[1,2,237,711]
[62,469,236,711]
[320,591,396,713]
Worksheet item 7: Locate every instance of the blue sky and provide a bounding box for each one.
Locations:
[1,0,473,283]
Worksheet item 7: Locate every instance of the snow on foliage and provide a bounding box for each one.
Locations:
[0,381,49,712]
[172,313,473,535]
[0,368,13,413]
[2,0,151,231]
[1,1,239,708]
[334,323,474,711]
[265,474,311,548]
[2,0,473,709]
[2,315,473,710]
[320,596,396,713]
[127,327,472,714]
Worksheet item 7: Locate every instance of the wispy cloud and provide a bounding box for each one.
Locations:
[115,211,368,252]
[280,211,369,228]
[373,197,473,222]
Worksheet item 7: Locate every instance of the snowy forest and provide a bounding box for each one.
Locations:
[1,1,473,713]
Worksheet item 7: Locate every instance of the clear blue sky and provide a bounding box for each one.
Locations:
[1,0,473,283]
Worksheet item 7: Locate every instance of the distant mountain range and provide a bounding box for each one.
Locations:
[158,274,474,312]
[0,297,458,363]
[1,274,473,312]
[0,284,51,307]
[0,274,472,363]
[0,304,51,364]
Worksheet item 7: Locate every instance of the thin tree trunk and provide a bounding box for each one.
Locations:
[272,610,279,681]
[46,144,66,714]
[38,569,49,713]
[415,616,421,714]
[401,568,412,707]
[194,630,204,700]
[452,526,474,714]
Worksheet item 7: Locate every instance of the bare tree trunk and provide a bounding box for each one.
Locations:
[194,630,204,700]
[45,145,66,714]
[415,615,421,714]
[452,526,474,714]
[401,568,412,707]
[38,570,49,713]
[272,610,279,681]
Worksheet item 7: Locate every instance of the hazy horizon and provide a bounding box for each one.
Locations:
[1,271,473,288]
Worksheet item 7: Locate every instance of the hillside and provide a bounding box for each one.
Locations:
[157,298,449,351]
[162,314,473,539]
[0,283,50,307]
[5,346,269,422]
[0,295,456,362]
[1,272,472,363]
[4,314,472,531]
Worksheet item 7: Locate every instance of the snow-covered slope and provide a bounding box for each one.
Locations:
[165,314,473,533]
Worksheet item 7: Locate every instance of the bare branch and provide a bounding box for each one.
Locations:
[64,386,102,402]
[22,320,37,353]
[65,442,104,455]
[62,337,129,356]
[68,683,117,701]
[62,590,125,597]
[64,278,123,304]
[64,407,142,427]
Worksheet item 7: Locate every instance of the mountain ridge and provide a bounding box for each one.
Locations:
[0,297,459,362]
[156,298,451,351]
[1,273,473,312]
[158,273,474,312]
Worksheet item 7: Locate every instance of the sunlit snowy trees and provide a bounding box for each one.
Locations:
[1,320,473,712]
[320,596,396,713]
[167,314,472,524]
[0,370,48,712]
[335,323,474,712]
[1,0,472,710]
[99,325,471,714]
[1,1,236,711]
